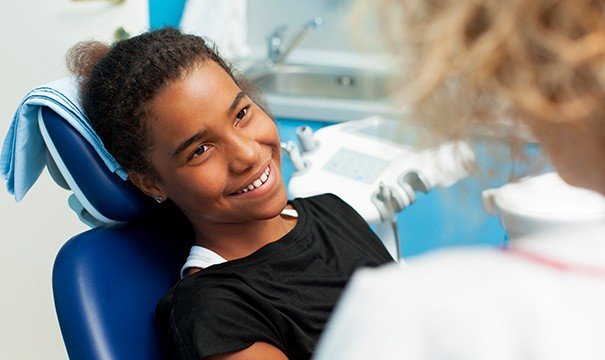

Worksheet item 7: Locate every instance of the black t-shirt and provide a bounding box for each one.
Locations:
[156,194,393,359]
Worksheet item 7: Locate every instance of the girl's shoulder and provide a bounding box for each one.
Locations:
[294,193,352,213]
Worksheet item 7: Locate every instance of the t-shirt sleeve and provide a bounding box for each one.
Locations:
[167,281,286,360]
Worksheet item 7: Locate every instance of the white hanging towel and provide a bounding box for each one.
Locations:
[180,0,250,60]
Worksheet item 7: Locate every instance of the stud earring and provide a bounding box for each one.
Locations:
[154,195,164,204]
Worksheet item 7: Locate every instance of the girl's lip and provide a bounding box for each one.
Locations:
[230,162,278,198]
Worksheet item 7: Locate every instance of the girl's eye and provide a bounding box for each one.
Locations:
[190,144,209,159]
[236,105,250,122]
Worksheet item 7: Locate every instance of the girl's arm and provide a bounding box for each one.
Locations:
[205,341,288,360]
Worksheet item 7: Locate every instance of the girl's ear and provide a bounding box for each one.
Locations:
[128,171,167,200]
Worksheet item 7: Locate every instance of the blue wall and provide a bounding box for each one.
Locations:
[149,0,186,29]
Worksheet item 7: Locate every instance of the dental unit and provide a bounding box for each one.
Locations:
[283,116,475,260]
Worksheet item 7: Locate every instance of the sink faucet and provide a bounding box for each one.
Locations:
[266,17,324,66]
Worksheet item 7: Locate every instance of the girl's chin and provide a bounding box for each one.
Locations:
[264,186,289,217]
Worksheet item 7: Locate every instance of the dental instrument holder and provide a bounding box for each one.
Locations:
[296,125,317,153]
[372,171,433,260]
[281,141,308,172]
[266,17,324,66]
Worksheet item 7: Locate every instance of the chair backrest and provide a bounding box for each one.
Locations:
[53,212,191,359]
[40,107,192,359]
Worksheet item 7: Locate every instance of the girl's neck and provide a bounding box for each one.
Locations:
[192,208,297,261]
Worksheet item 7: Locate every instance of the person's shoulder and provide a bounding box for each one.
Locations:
[296,192,342,204]
[160,275,281,359]
[164,274,259,335]
[296,193,355,213]
[405,246,513,284]
[169,273,242,310]
[409,245,507,269]
[333,247,515,326]
[347,246,510,294]
[296,193,366,223]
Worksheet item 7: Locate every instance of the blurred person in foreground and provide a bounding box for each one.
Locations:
[314,0,605,359]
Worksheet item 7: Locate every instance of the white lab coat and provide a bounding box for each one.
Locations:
[314,223,605,360]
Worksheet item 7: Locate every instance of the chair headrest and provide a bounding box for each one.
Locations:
[39,107,156,225]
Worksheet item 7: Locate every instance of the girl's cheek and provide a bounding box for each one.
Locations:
[265,118,281,142]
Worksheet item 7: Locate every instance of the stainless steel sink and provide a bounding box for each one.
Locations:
[244,63,399,122]
[247,64,389,101]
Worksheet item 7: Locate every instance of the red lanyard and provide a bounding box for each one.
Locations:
[502,245,605,279]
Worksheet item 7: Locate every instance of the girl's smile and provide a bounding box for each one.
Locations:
[231,164,275,196]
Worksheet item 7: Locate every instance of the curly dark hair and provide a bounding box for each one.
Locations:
[67,27,267,178]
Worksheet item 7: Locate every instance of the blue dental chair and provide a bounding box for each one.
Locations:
[40,107,193,359]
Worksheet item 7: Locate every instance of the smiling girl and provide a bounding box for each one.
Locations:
[67,28,393,360]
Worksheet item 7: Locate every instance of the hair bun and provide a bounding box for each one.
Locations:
[66,40,111,80]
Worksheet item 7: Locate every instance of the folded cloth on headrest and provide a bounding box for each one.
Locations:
[0,77,127,202]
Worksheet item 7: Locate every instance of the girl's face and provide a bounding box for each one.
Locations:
[137,61,287,226]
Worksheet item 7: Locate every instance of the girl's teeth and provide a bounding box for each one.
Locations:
[237,166,272,194]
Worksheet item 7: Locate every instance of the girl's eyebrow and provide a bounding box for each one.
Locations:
[173,131,203,158]
[172,91,245,158]
[228,91,245,114]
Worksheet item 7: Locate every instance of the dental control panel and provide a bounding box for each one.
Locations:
[322,149,390,185]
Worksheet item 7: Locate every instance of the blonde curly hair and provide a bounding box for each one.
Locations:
[367,0,605,144]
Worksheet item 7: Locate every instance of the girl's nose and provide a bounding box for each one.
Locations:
[227,134,261,174]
